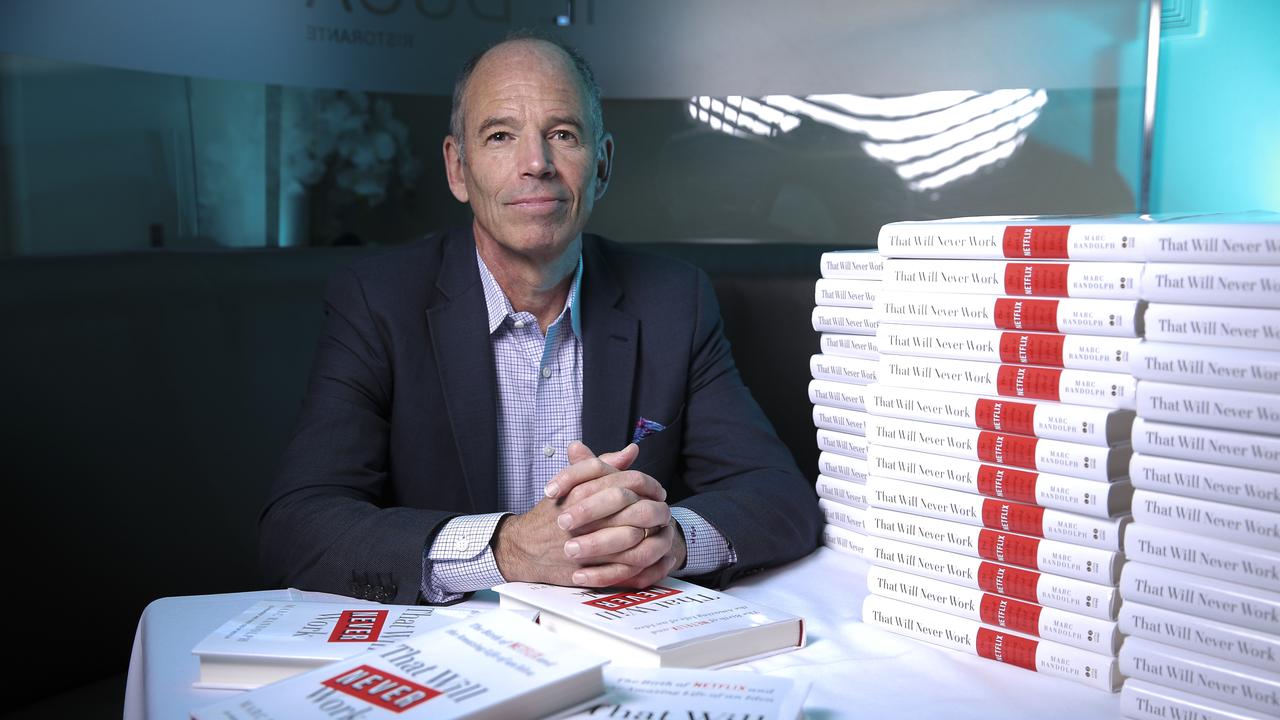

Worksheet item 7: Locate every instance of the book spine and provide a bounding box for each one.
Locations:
[1120,601,1280,674]
[866,416,1127,481]
[1132,341,1280,393]
[822,523,868,558]
[877,323,1138,372]
[1120,561,1280,636]
[820,498,866,533]
[810,353,879,385]
[1124,523,1280,592]
[816,474,868,508]
[875,291,1141,337]
[867,383,1127,446]
[812,404,868,436]
[883,259,1142,299]
[1137,382,1280,436]
[1130,453,1280,513]
[816,428,868,460]
[1140,224,1280,265]
[812,306,879,335]
[866,475,1125,550]
[815,278,880,308]
[865,535,1118,619]
[1142,264,1280,309]
[819,332,880,359]
[1122,678,1274,720]
[878,355,1137,410]
[866,565,1120,655]
[1120,637,1280,716]
[1133,417,1280,473]
[868,446,1129,518]
[808,379,868,412]
[877,222,1141,261]
[866,506,1121,584]
[1143,303,1280,351]
[861,595,1120,690]
[820,251,884,279]
[818,452,870,483]
[1131,489,1280,552]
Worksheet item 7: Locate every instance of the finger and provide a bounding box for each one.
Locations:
[556,483,643,532]
[563,524,646,560]
[566,440,596,465]
[571,498,671,536]
[546,443,639,499]
[564,470,666,507]
[572,547,677,588]
[597,443,639,472]
[577,524,673,570]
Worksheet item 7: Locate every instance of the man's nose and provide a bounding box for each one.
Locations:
[518,137,556,178]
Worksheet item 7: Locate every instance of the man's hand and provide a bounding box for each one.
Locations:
[492,441,686,588]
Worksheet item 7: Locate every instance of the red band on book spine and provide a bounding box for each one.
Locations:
[1003,263,1071,297]
[982,499,1046,536]
[979,529,1041,568]
[1002,226,1071,259]
[994,299,1061,332]
[977,562,1041,602]
[995,366,1063,401]
[977,627,1040,670]
[977,431,1040,469]
[976,464,1041,503]
[998,332,1067,367]
[980,594,1044,636]
[975,399,1038,435]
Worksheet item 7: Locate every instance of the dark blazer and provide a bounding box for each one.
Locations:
[260,227,821,603]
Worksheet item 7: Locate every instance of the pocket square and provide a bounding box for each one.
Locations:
[632,417,667,443]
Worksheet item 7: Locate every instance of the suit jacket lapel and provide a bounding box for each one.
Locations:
[581,237,638,454]
[426,227,499,512]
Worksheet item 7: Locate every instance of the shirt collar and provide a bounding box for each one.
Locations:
[475,250,583,340]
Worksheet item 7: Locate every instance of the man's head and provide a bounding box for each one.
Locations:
[443,36,613,268]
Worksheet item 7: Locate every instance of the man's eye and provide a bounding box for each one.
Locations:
[551,130,579,143]
[487,131,512,142]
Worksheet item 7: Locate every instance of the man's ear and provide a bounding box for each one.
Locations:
[442,135,469,203]
[593,132,615,202]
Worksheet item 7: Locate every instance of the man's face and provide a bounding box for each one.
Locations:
[444,41,613,266]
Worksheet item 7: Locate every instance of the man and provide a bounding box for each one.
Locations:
[260,35,820,604]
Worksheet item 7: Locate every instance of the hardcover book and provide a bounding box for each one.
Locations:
[816,474,868,509]
[808,379,869,412]
[1131,488,1280,551]
[1141,263,1280,309]
[819,497,866,533]
[1132,341,1280,393]
[874,291,1142,337]
[1120,636,1280,716]
[815,277,879,308]
[1119,601,1280,674]
[883,258,1142,299]
[812,404,868,436]
[1122,677,1273,720]
[1120,561,1280,635]
[818,332,880,359]
[817,428,869,460]
[818,451,870,484]
[820,250,884,279]
[810,353,878,385]
[822,522,868,558]
[1143,303,1280,351]
[494,578,805,669]
[1133,417,1280,474]
[1136,381,1280,437]
[812,305,879,335]
[561,666,809,720]
[1129,453,1280,513]
[877,323,1138,372]
[876,357,1137,411]
[1124,523,1280,592]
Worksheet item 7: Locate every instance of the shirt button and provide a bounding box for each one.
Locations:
[512,319,526,329]
[454,537,472,553]
[542,445,555,458]
[541,366,552,378]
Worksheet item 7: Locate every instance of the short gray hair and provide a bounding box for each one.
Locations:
[449,31,604,160]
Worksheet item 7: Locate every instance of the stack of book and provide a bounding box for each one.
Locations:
[1121,218,1280,720]
[810,249,884,558]
[857,216,1145,691]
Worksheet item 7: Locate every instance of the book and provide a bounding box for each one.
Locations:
[811,306,878,335]
[191,601,477,690]
[818,332,880,359]
[810,353,878,385]
[1124,523,1280,592]
[1119,600,1280,674]
[808,378,868,412]
[1143,303,1280,351]
[875,291,1142,337]
[819,497,866,533]
[865,534,1119,619]
[866,383,1132,446]
[1122,677,1275,720]
[868,445,1131,518]
[1137,381,1280,437]
[816,428,868,460]
[822,522,868,558]
[820,250,884,279]
[1133,417,1280,473]
[1141,263,1280,309]
[815,278,879,308]
[1132,341,1280,393]
[1132,489,1280,552]
[818,451,870,484]
[1136,212,1280,265]
[865,507,1122,584]
[494,577,805,669]
[561,666,809,720]
[816,474,868,509]
[1120,561,1280,636]
[877,356,1137,410]
[1120,636,1280,716]
[812,404,867,436]
[878,323,1138,372]
[865,475,1126,550]
[190,610,607,720]
[861,595,1121,691]
[1130,452,1280,513]
[866,415,1130,482]
[883,258,1142,299]
[866,565,1120,655]
[876,215,1144,261]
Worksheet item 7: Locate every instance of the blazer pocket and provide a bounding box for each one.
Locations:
[632,405,685,474]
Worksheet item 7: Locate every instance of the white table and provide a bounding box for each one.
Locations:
[124,548,1122,719]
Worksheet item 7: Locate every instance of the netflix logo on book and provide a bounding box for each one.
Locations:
[578,586,682,610]
[328,610,389,642]
[317,663,442,713]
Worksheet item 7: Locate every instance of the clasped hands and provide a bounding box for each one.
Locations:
[493,441,685,588]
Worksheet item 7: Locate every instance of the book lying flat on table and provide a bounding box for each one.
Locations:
[494,577,804,669]
[191,601,477,690]
[191,610,607,720]
[559,666,810,720]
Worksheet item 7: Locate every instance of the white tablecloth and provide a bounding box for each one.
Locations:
[124,548,1121,719]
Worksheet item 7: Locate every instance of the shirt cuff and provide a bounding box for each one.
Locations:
[669,506,737,577]
[420,513,508,604]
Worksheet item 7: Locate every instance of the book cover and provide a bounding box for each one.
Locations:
[876,357,1137,411]
[1133,417,1280,474]
[560,666,809,720]
[810,353,878,385]
[1137,382,1280,437]
[191,610,607,720]
[1124,523,1280,592]
[815,277,879,308]
[811,306,879,335]
[1120,560,1280,636]
[877,323,1138,372]
[1132,488,1280,551]
[1122,677,1274,720]
[812,404,868,436]
[1141,264,1280,309]
[1120,637,1280,716]
[818,332,880,359]
[875,291,1142,337]
[1130,452,1280,513]
[820,250,884,279]
[1119,601,1280,674]
[494,578,804,669]
[883,258,1142,299]
[1143,303,1280,351]
[1132,341,1280,393]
